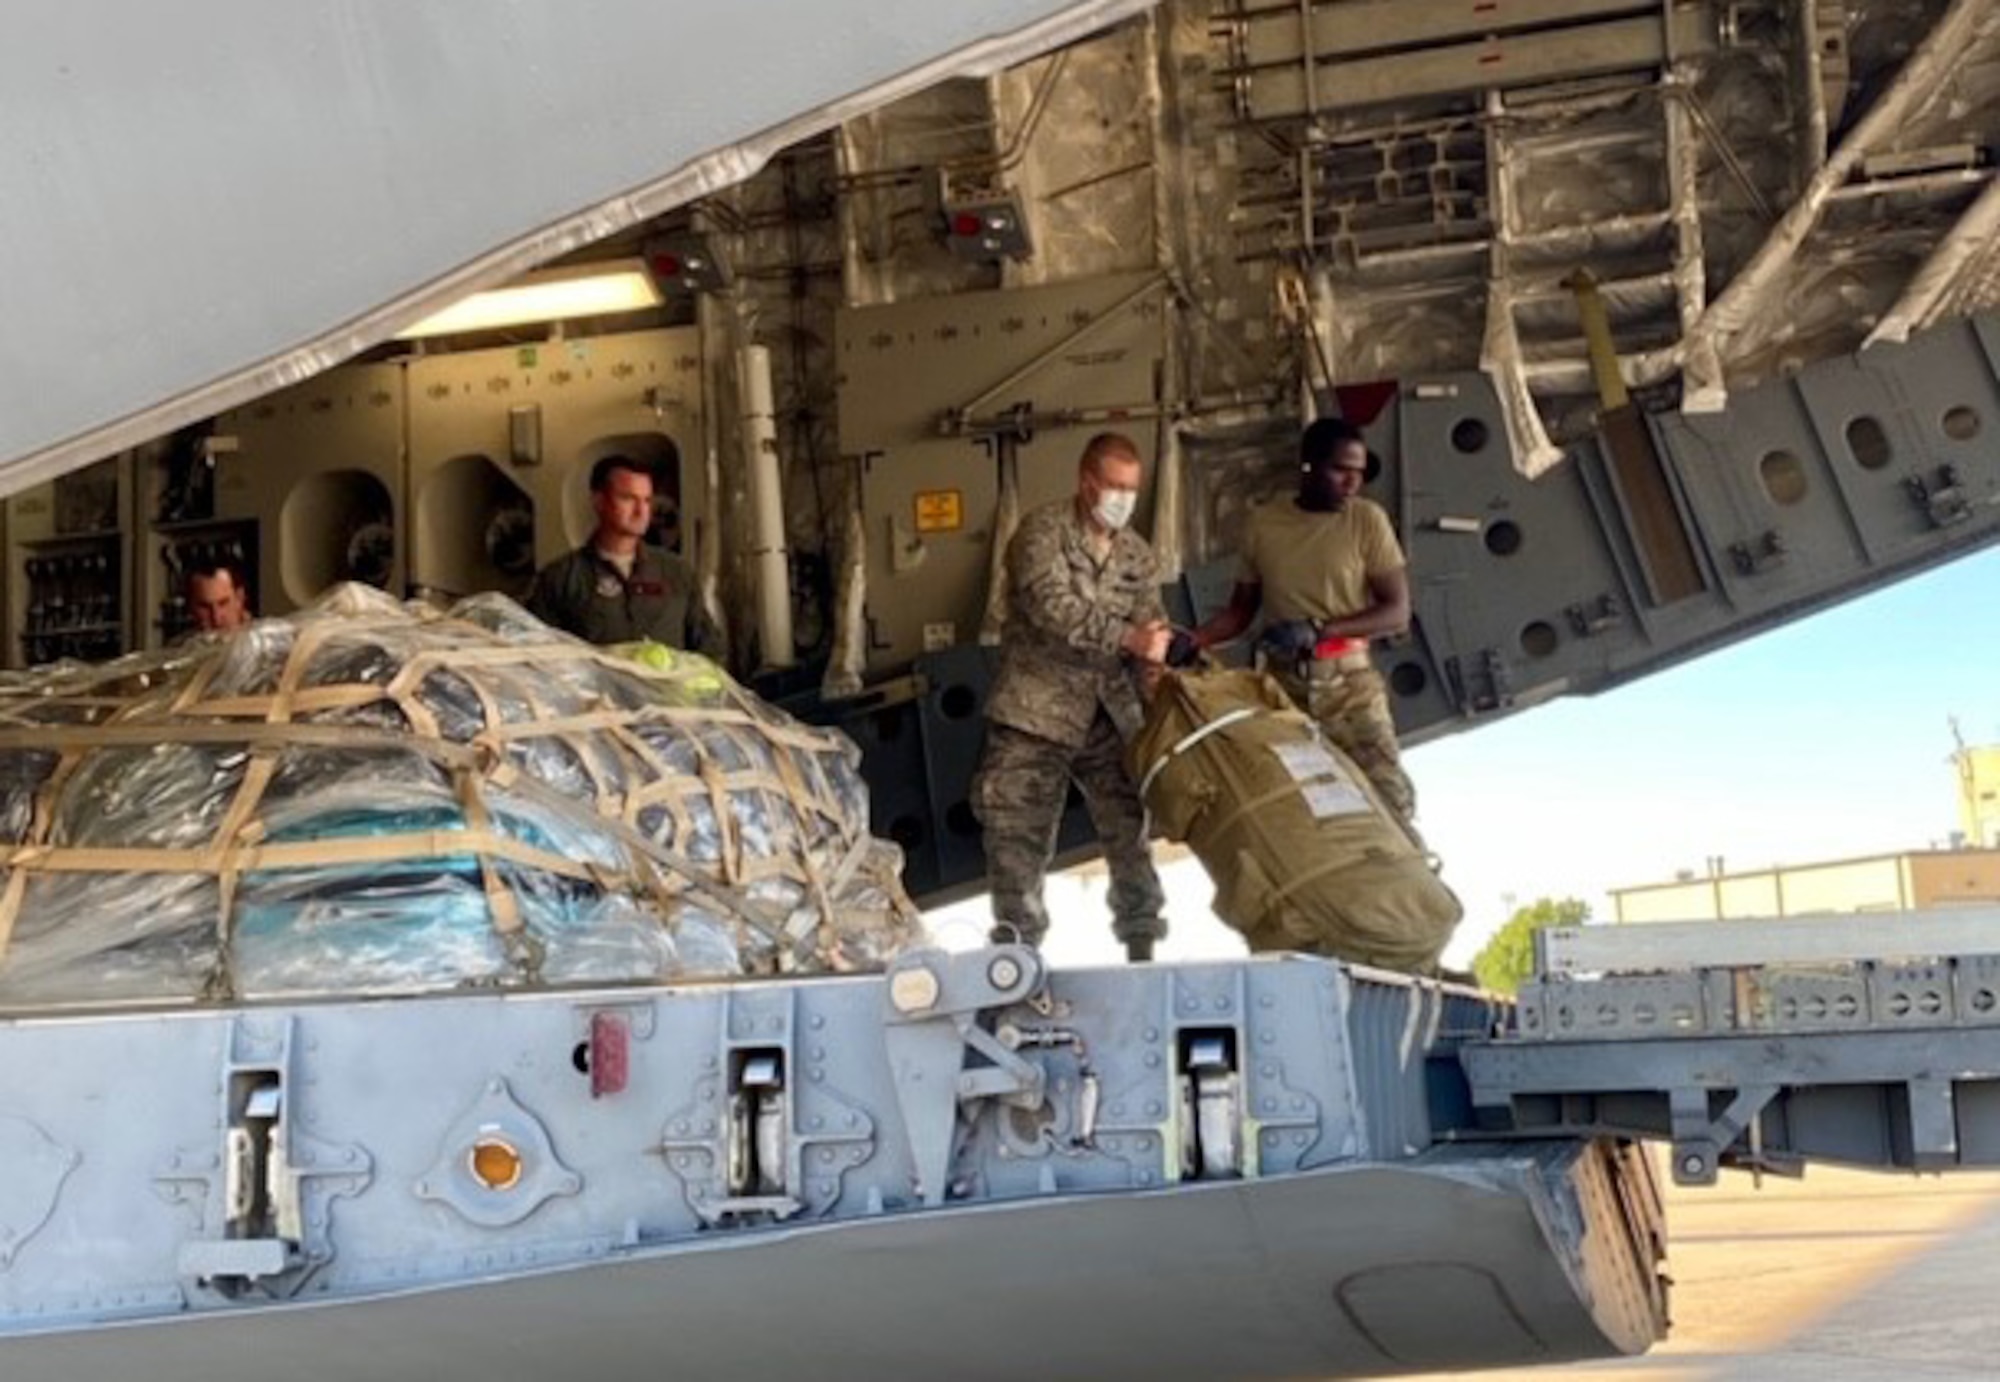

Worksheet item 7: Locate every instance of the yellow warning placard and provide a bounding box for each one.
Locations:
[914,490,964,534]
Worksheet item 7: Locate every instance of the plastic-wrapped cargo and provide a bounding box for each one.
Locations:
[0,585,918,1007]
[1131,668,1462,974]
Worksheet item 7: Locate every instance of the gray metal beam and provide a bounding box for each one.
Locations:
[1869,177,2000,346]
[1466,908,2000,1183]
[1463,1025,2000,1182]
[1469,1027,2000,1100]
[1682,0,1999,410]
[1240,13,1712,120]
[1387,310,2000,744]
[1538,909,2000,976]
[1238,0,1658,67]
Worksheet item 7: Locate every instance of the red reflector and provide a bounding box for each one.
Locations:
[950,212,983,238]
[651,253,683,278]
[589,1011,630,1098]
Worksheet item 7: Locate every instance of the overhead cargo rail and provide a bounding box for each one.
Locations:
[1223,0,1717,120]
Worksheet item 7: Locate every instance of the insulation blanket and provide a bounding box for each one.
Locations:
[1131,669,1461,973]
[0,585,918,1007]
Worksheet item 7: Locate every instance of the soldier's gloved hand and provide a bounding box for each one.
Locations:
[1258,619,1319,659]
[1164,630,1200,669]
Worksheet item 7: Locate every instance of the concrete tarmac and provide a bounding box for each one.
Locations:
[1413,1163,2000,1381]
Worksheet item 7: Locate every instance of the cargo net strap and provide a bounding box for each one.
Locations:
[1136,707,1261,804]
[0,587,917,1002]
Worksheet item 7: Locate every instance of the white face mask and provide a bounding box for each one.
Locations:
[1092,488,1138,531]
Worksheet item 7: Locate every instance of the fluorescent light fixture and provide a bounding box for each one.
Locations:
[396,259,664,339]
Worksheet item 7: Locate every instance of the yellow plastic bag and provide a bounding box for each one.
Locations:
[609,640,730,706]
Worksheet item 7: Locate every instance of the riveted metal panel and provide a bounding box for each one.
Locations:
[1398,376,1636,720]
[839,274,1168,672]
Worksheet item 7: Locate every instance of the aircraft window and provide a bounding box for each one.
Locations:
[1846,415,1892,470]
[1759,450,1808,507]
[1389,662,1428,697]
[1519,621,1559,659]
[1451,418,1489,455]
[1943,406,1982,441]
[1484,520,1523,556]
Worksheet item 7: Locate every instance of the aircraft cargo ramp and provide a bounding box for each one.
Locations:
[14,916,2000,1377]
[0,949,1662,1381]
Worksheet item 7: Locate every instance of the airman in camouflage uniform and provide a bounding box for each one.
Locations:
[974,433,1172,961]
[1194,417,1419,832]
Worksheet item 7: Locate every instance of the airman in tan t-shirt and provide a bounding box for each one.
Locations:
[1195,418,1420,832]
[1237,497,1405,625]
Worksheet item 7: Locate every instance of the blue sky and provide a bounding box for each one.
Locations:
[1411,544,2000,960]
[926,545,2000,968]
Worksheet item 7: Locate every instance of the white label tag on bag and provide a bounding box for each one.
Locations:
[1271,741,1371,817]
[1302,778,1372,818]
[1271,741,1342,783]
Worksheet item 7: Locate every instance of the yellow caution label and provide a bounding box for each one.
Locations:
[913,490,964,534]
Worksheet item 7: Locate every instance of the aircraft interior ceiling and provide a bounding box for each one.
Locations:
[2,0,1998,897]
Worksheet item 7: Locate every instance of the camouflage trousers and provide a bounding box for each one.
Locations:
[1275,662,1418,830]
[971,716,1167,948]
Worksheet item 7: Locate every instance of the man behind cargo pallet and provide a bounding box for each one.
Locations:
[973,432,1172,962]
[1193,417,1418,828]
[184,556,252,633]
[526,455,698,648]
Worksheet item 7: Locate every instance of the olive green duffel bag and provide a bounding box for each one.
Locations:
[1131,668,1462,974]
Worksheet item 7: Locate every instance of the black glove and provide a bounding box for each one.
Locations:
[1258,618,1319,659]
[1164,629,1200,668]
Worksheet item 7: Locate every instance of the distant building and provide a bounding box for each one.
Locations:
[1612,849,2000,923]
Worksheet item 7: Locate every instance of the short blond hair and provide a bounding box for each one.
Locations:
[1080,432,1142,477]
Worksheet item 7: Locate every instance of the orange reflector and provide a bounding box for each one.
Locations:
[469,1138,524,1191]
